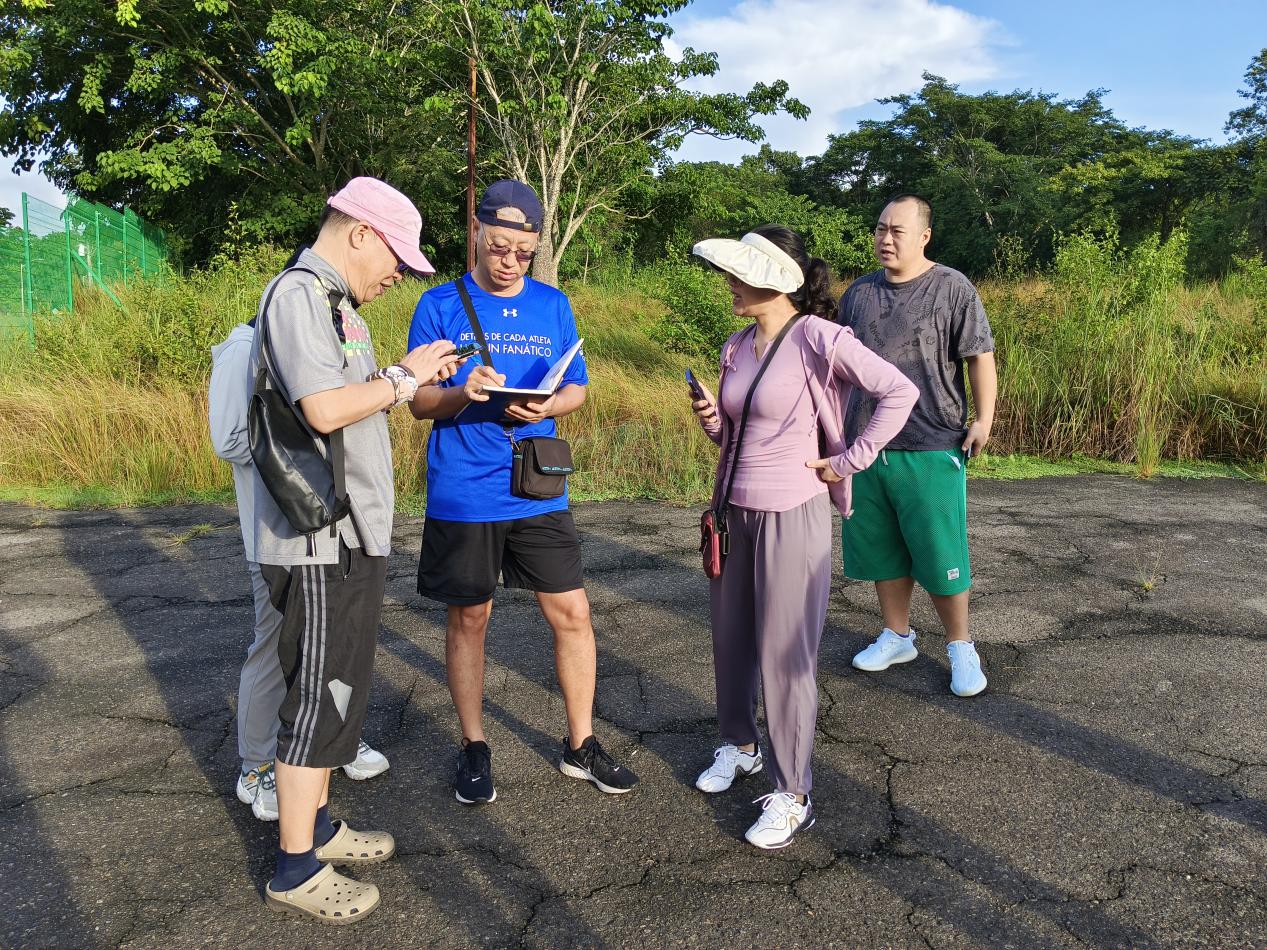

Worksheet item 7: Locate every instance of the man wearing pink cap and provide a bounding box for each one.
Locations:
[247,177,468,924]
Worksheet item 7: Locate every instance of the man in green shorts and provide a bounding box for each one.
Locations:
[836,194,997,697]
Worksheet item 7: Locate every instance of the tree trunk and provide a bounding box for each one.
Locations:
[532,229,560,287]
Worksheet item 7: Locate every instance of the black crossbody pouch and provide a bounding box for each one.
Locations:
[453,279,573,500]
[511,436,575,499]
[248,268,352,553]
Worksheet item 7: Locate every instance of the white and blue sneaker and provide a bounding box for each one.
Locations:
[342,740,391,781]
[744,792,814,849]
[852,628,918,672]
[948,641,987,697]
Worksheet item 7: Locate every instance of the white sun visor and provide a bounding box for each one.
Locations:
[691,232,804,293]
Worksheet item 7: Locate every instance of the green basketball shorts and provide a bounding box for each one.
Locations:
[842,448,971,597]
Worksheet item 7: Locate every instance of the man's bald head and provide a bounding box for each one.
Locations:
[887,194,932,231]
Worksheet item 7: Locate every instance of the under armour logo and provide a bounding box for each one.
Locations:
[503,308,518,317]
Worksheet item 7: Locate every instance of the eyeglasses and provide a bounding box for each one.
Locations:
[483,235,536,264]
[370,227,409,274]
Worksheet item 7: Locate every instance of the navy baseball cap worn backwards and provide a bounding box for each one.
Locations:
[476,180,543,233]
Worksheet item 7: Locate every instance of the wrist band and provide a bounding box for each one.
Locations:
[367,364,420,412]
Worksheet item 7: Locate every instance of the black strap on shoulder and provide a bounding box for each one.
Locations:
[453,277,495,369]
[716,314,804,519]
[254,266,348,527]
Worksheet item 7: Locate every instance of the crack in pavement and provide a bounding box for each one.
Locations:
[2,484,1266,947]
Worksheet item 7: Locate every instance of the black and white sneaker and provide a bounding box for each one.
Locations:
[455,740,496,805]
[559,735,639,794]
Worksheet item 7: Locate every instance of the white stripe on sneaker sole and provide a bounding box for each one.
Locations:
[852,650,917,672]
[559,760,633,794]
[454,787,497,805]
[747,815,815,850]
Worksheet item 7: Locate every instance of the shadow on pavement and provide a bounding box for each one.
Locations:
[0,608,93,947]
[574,527,1176,947]
[47,509,601,945]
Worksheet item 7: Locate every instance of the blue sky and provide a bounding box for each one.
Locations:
[2,0,1262,218]
[670,0,1264,161]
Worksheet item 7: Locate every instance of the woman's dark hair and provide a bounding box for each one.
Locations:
[750,224,836,318]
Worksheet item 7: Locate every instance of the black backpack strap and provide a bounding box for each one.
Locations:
[328,428,346,537]
[254,266,345,417]
[453,277,495,369]
[255,266,351,535]
[717,314,805,520]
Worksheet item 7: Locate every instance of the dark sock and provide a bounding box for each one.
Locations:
[313,804,337,848]
[271,848,321,892]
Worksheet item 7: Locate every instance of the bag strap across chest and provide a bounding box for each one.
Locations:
[715,313,804,517]
[454,278,495,370]
[254,266,349,521]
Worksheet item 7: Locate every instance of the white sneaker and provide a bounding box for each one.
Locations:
[852,628,918,672]
[744,792,814,850]
[342,740,390,781]
[236,761,279,821]
[948,641,987,697]
[695,744,763,793]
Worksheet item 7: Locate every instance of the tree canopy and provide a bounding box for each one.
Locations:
[416,0,805,284]
[1,2,1262,282]
[785,74,1235,275]
[628,61,1264,280]
[1,0,804,278]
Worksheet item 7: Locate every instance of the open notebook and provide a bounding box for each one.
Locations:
[479,338,584,397]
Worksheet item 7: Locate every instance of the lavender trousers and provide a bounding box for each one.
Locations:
[709,492,832,796]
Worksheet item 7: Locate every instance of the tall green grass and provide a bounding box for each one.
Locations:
[0,235,1263,507]
[985,232,1267,474]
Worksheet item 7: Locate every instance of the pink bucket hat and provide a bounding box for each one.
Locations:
[327,177,435,275]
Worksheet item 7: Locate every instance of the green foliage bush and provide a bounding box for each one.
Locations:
[1223,254,1267,306]
[642,257,741,357]
[627,156,874,278]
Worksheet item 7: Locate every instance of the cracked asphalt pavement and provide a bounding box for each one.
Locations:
[1,475,1266,948]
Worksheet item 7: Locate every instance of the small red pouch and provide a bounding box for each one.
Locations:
[699,508,728,579]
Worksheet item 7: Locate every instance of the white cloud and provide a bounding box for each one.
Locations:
[668,0,1008,161]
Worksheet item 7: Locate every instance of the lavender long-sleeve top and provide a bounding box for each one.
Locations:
[701,315,918,516]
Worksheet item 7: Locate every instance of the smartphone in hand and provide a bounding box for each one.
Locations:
[685,368,707,402]
[451,343,481,360]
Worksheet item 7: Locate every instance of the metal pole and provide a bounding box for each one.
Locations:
[20,193,32,342]
[93,208,102,285]
[466,56,476,274]
[63,208,74,313]
[121,210,129,286]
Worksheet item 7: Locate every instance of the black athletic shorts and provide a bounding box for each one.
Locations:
[417,510,585,606]
[260,541,387,769]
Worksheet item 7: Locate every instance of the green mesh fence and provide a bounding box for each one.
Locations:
[0,193,168,342]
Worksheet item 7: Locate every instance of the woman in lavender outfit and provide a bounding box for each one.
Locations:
[689,225,918,849]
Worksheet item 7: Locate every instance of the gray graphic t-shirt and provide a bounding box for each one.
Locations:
[837,264,994,452]
[248,249,395,566]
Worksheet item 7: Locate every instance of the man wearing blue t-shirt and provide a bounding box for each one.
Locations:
[408,180,638,805]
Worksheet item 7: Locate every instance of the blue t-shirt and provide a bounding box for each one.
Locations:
[408,274,588,522]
